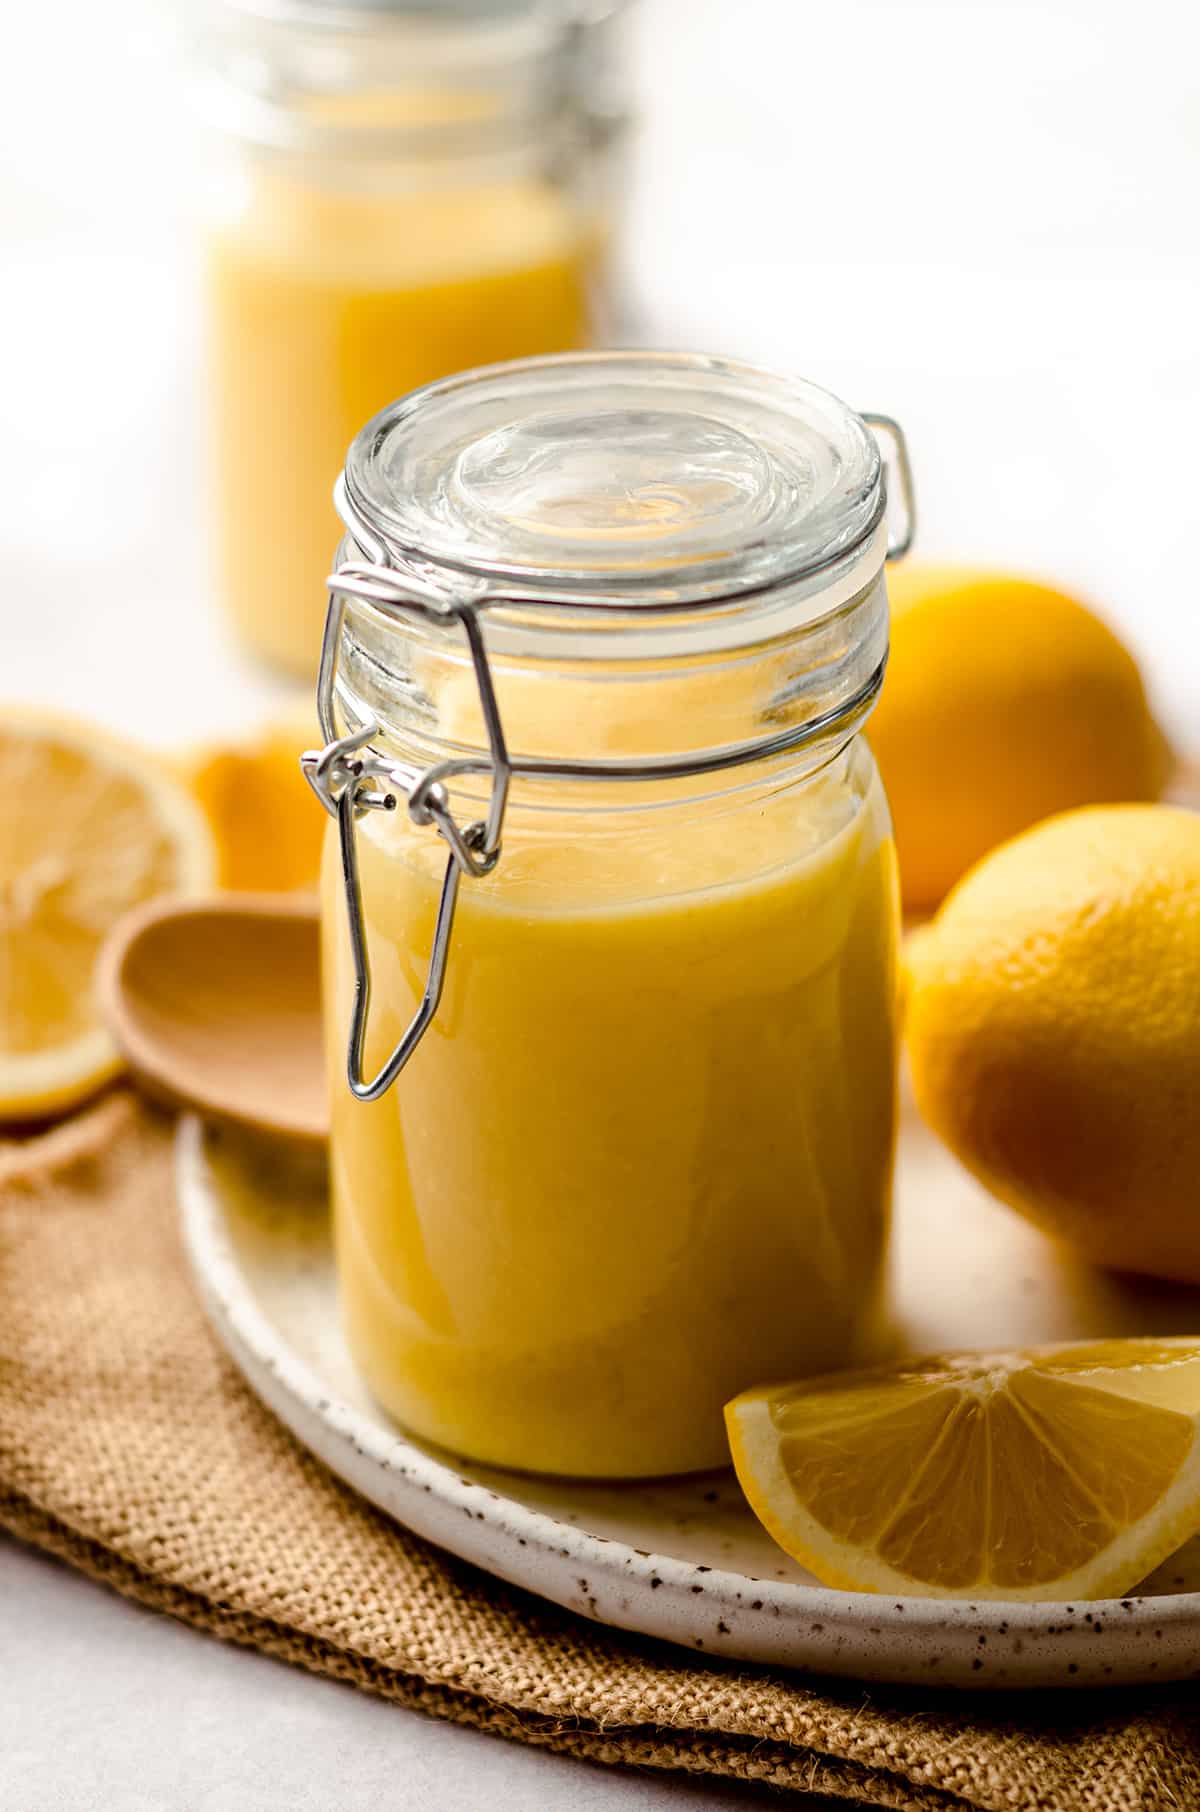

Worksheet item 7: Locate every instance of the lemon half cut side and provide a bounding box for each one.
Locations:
[0,709,216,1121]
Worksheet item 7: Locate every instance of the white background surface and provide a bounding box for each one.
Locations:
[2,0,1198,1805]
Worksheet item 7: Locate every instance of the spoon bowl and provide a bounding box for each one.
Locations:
[98,893,327,1143]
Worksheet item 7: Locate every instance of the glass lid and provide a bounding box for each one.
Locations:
[342,352,884,606]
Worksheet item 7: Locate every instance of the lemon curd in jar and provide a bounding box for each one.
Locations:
[210,164,594,675]
[317,354,906,1477]
[200,0,626,675]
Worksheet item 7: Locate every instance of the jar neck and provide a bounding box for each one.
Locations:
[329,547,890,812]
[196,0,628,166]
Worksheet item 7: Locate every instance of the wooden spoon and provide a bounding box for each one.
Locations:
[98,893,327,1143]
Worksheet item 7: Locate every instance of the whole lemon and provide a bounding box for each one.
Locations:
[905,804,1200,1283]
[872,565,1170,910]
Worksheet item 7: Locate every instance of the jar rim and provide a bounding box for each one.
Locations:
[342,351,886,621]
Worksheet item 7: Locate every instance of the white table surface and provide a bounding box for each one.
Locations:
[0,1540,786,1811]
[2,0,1197,1804]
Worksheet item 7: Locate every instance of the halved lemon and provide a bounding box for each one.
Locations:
[726,1339,1200,1600]
[0,708,216,1120]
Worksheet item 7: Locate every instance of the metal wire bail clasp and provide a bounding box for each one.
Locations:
[301,566,512,1102]
[861,413,916,561]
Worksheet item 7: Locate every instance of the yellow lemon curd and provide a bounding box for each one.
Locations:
[321,687,900,1478]
[208,164,596,675]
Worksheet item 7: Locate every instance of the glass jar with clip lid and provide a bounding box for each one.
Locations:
[304,350,915,1478]
[197,0,631,675]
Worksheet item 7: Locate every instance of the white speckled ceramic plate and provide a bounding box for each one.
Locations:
[177,1096,1200,1691]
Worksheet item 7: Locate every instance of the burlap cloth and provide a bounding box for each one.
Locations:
[2,1092,1197,1810]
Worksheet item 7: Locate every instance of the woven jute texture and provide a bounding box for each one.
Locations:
[2,1093,1197,1811]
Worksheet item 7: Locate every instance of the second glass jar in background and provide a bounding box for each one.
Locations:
[308,352,912,1479]
[198,0,629,675]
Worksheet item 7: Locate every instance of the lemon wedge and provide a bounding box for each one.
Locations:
[184,704,322,893]
[726,1339,1200,1600]
[0,709,216,1120]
